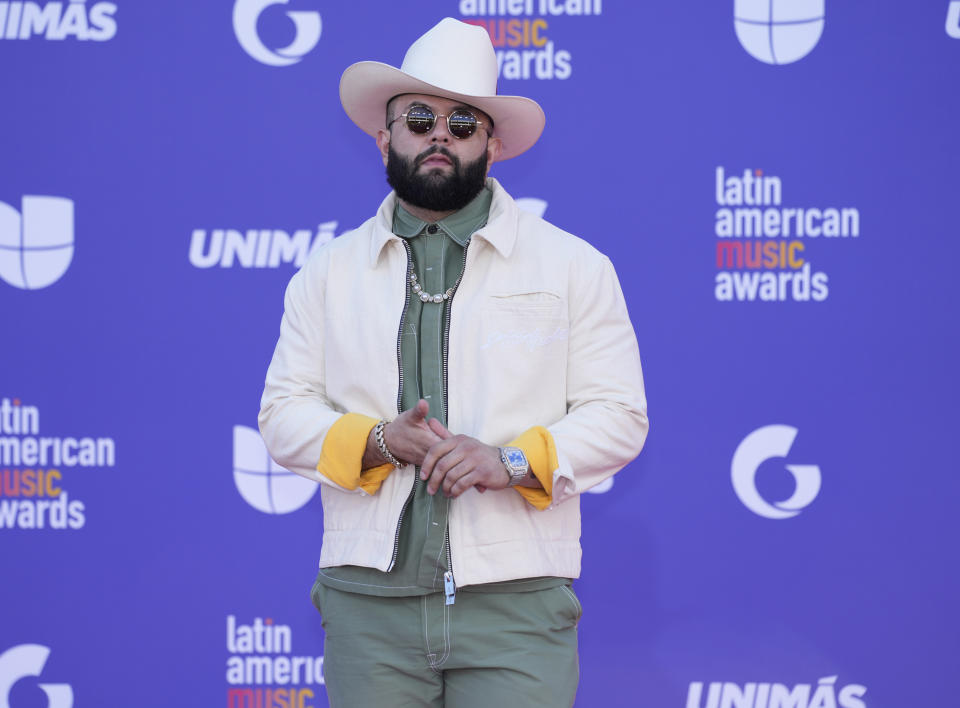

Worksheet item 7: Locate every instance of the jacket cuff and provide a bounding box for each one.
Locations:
[317,413,395,494]
[507,426,557,511]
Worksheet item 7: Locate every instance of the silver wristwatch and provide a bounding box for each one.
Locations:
[499,446,529,486]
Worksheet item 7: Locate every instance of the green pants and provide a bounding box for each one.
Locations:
[311,580,582,708]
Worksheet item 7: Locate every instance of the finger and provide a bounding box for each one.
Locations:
[449,470,485,498]
[420,436,461,483]
[410,399,429,422]
[431,450,469,496]
[428,417,452,440]
[439,458,474,497]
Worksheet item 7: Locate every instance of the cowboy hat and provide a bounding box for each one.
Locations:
[339,18,545,161]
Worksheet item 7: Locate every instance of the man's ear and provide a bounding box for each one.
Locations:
[485,136,503,173]
[377,129,391,166]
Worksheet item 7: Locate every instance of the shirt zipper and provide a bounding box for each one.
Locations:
[387,240,416,572]
[441,240,471,604]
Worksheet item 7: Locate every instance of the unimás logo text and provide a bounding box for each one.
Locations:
[233,0,321,67]
[0,1,117,41]
[713,167,860,302]
[687,675,866,708]
[734,0,824,65]
[458,0,603,80]
[0,644,73,707]
[731,424,821,520]
[226,615,324,708]
[0,397,116,530]
[190,222,338,269]
[0,196,74,289]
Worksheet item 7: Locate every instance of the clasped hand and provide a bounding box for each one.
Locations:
[367,400,509,497]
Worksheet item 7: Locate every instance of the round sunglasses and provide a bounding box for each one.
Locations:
[389,104,490,140]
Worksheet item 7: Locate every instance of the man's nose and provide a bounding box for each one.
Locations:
[430,119,452,143]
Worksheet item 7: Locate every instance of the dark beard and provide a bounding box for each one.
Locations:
[386,144,487,212]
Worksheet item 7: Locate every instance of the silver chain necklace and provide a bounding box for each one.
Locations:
[409,272,454,304]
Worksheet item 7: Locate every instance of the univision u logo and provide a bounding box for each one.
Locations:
[734,0,825,65]
[0,196,74,289]
[233,426,318,514]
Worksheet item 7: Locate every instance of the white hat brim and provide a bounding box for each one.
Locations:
[340,61,545,161]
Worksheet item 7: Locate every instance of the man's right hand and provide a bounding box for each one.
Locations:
[362,399,443,469]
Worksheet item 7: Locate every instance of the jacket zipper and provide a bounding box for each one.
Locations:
[441,241,471,605]
[387,240,416,572]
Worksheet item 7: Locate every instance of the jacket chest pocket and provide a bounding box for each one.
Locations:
[473,292,569,398]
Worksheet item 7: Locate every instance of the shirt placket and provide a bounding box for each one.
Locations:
[416,224,452,588]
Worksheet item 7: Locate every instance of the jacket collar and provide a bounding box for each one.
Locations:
[368,177,519,267]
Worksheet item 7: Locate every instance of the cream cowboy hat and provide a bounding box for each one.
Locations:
[339,18,545,161]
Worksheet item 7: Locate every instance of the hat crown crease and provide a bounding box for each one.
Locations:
[400,20,499,97]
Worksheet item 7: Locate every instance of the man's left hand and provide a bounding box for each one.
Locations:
[420,418,509,497]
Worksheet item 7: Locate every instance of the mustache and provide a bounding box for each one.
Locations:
[415,146,458,168]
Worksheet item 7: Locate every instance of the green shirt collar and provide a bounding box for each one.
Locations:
[392,186,492,246]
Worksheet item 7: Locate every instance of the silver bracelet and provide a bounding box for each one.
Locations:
[374,419,403,468]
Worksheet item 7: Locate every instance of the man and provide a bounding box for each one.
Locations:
[259,17,647,708]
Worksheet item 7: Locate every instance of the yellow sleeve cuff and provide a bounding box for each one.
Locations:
[317,413,395,495]
[507,426,557,511]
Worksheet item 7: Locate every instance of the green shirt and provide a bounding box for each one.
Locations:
[317,188,564,596]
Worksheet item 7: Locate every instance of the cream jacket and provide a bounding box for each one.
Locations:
[259,178,648,587]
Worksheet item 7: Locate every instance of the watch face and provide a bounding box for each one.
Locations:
[506,449,526,467]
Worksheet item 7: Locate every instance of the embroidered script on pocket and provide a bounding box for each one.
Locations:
[480,326,569,352]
